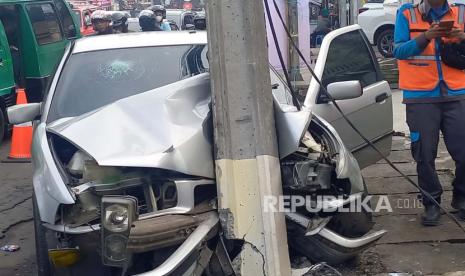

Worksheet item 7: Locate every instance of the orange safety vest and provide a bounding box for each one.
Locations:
[398,5,465,91]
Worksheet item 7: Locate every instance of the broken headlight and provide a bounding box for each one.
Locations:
[101,196,138,267]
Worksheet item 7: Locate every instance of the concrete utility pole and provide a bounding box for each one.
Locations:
[351,0,359,24]
[338,0,348,27]
[206,0,292,275]
[288,0,303,82]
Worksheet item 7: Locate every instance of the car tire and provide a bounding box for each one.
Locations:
[376,29,394,58]
[33,193,53,276]
[288,208,373,265]
[288,184,374,265]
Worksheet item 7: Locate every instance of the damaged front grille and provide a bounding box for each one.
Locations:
[50,134,216,232]
[69,175,180,217]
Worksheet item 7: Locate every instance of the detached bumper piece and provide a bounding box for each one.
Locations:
[286,211,386,249]
[128,211,217,253]
[135,212,219,276]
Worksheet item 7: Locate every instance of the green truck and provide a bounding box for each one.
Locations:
[0,0,80,142]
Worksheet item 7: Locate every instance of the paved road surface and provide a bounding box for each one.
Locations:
[0,140,36,275]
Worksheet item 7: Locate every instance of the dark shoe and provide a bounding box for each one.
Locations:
[456,210,465,221]
[421,205,441,226]
[451,193,465,210]
[451,193,465,221]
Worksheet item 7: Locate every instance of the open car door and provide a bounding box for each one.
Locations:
[305,25,393,169]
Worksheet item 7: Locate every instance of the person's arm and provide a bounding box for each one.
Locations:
[162,22,171,31]
[393,8,429,59]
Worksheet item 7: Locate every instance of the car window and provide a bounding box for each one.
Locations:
[54,0,77,38]
[27,3,63,45]
[318,30,382,102]
[47,45,208,122]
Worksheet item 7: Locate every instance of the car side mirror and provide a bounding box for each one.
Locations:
[185,24,195,30]
[7,103,42,125]
[326,81,363,101]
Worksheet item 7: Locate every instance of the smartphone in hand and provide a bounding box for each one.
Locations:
[438,20,455,30]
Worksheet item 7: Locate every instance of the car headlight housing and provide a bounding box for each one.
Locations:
[101,196,138,267]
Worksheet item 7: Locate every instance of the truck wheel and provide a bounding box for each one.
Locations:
[376,29,394,58]
[33,194,52,276]
[0,109,5,144]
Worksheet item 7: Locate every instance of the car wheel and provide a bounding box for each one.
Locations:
[33,193,52,276]
[0,109,6,144]
[288,208,373,265]
[34,194,112,276]
[288,184,374,265]
[377,29,394,58]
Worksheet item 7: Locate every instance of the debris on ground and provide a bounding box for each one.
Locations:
[303,263,342,276]
[0,245,20,252]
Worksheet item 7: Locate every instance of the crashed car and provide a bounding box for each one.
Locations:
[8,29,393,275]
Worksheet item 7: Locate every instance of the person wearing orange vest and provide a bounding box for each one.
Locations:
[394,0,465,226]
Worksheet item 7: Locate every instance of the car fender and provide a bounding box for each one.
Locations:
[311,115,365,194]
[32,122,75,224]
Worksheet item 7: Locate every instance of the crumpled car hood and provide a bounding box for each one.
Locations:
[47,73,215,178]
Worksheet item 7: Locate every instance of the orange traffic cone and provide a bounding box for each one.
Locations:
[16,88,28,105]
[4,88,33,163]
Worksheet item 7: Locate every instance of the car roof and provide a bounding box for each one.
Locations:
[72,31,207,53]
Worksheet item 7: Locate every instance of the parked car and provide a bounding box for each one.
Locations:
[358,0,398,57]
[9,28,392,275]
[0,0,80,143]
[358,0,465,57]
[358,0,384,14]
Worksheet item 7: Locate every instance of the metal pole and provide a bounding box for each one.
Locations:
[288,0,303,82]
[206,0,292,275]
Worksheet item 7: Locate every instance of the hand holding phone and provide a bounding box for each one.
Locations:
[425,22,451,40]
[438,20,455,31]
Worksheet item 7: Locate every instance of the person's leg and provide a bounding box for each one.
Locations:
[406,103,442,225]
[407,103,443,201]
[440,100,465,214]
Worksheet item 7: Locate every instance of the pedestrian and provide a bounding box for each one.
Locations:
[111,11,129,33]
[138,10,162,31]
[310,9,331,47]
[90,10,113,35]
[394,0,465,226]
[149,5,171,31]
[193,13,206,30]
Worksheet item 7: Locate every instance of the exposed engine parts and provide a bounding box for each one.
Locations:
[281,130,336,193]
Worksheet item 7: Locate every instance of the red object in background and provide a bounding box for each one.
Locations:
[183,1,192,10]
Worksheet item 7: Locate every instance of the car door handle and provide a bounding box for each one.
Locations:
[375,93,389,103]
